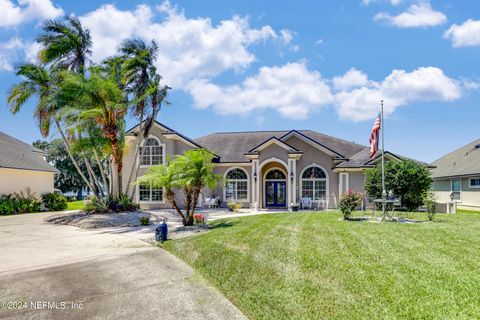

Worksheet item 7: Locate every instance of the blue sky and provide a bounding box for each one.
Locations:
[0,0,479,163]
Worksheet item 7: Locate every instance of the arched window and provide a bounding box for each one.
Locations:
[301,166,327,200]
[265,169,286,180]
[225,168,249,201]
[140,137,163,166]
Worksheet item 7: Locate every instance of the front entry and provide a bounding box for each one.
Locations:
[265,181,286,207]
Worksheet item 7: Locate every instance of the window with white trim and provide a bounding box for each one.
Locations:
[225,168,248,201]
[140,137,163,166]
[139,182,163,202]
[301,166,327,200]
[470,178,480,188]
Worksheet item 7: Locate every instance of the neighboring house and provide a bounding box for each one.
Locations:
[431,139,480,211]
[123,121,418,210]
[0,131,58,196]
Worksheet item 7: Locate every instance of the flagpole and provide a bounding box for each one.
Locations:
[381,100,386,216]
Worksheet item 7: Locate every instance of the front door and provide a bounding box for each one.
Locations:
[266,181,287,207]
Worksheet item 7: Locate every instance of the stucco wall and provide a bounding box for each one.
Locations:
[206,165,252,207]
[432,177,480,208]
[122,125,195,209]
[0,168,54,197]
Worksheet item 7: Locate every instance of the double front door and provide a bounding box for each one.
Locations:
[265,181,286,207]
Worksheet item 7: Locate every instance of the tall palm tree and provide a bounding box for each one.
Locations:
[57,70,126,197]
[37,16,92,74]
[7,64,95,193]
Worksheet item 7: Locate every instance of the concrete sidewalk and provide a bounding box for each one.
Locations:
[0,212,246,320]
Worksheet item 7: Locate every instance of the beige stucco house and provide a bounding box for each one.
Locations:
[0,131,58,196]
[431,139,480,211]
[124,121,414,210]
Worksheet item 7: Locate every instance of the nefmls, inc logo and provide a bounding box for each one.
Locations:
[30,301,67,310]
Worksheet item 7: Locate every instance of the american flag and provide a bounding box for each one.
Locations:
[369,113,381,159]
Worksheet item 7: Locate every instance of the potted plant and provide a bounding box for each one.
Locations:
[227,200,242,212]
[290,203,300,212]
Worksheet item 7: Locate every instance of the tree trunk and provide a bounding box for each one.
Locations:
[93,148,110,197]
[54,119,95,193]
[183,186,194,226]
[109,134,122,197]
[166,191,187,225]
[191,185,202,216]
[84,156,102,197]
[125,114,144,197]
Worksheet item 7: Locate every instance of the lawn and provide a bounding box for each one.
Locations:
[66,200,85,211]
[164,212,480,320]
[457,208,480,214]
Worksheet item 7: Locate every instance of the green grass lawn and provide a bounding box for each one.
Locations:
[457,208,480,214]
[164,212,480,320]
[66,200,85,211]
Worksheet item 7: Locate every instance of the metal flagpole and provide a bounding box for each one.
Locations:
[381,100,386,216]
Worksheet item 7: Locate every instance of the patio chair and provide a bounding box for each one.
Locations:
[204,197,212,209]
[301,197,312,210]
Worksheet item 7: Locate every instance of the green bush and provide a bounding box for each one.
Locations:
[84,194,139,214]
[42,193,68,211]
[424,191,437,221]
[339,189,362,220]
[139,216,150,225]
[227,200,242,212]
[0,190,41,215]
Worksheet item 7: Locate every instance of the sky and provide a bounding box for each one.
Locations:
[0,0,479,163]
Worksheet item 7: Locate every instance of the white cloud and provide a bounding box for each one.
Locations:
[334,67,462,121]
[187,61,333,120]
[444,19,480,47]
[0,37,41,71]
[374,2,446,28]
[79,2,282,87]
[333,68,369,90]
[0,0,63,28]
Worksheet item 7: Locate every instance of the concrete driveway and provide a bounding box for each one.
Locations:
[0,213,245,320]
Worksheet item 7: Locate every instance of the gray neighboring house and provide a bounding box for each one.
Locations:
[431,139,480,211]
[123,121,422,210]
[0,131,58,196]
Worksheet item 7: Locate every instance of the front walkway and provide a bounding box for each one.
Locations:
[0,212,246,320]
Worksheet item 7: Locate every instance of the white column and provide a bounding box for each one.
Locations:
[253,159,260,209]
[292,159,297,204]
[287,158,293,208]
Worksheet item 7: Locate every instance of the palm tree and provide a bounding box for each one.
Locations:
[176,149,221,225]
[37,16,92,74]
[139,149,220,226]
[56,70,126,197]
[7,64,95,193]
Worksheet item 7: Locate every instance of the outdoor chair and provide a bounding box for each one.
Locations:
[301,197,312,210]
[204,197,212,209]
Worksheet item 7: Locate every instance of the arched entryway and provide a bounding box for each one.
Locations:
[263,167,287,208]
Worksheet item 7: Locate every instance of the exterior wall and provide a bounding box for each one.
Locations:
[285,136,338,209]
[348,172,365,194]
[206,164,252,207]
[0,168,54,197]
[122,125,195,209]
[432,176,480,209]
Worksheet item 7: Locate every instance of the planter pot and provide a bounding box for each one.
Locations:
[291,206,299,212]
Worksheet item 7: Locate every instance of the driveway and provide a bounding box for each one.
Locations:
[0,213,245,320]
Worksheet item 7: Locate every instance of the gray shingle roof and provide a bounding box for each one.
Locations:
[431,138,480,178]
[194,130,367,163]
[0,131,58,173]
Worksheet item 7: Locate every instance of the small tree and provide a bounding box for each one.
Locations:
[364,160,432,212]
[339,189,362,219]
[137,149,221,226]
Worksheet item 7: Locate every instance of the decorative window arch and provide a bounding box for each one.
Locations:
[265,169,286,180]
[140,136,164,166]
[224,168,249,202]
[300,165,328,200]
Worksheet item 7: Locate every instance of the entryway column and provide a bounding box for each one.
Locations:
[288,154,301,206]
[287,158,293,208]
[252,159,259,209]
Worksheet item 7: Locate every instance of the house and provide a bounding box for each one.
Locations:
[431,139,480,211]
[123,121,414,210]
[0,131,58,196]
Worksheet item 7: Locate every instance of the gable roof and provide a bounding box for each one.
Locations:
[195,130,366,163]
[0,131,58,173]
[248,136,300,153]
[431,138,480,179]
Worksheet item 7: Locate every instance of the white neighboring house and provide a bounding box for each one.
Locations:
[0,131,58,197]
[431,139,480,211]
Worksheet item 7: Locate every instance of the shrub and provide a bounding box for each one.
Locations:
[84,194,139,214]
[424,191,437,221]
[0,190,41,215]
[193,213,204,224]
[42,193,68,211]
[227,200,242,212]
[339,189,362,220]
[139,216,150,226]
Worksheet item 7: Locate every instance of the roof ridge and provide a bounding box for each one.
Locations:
[300,130,368,149]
